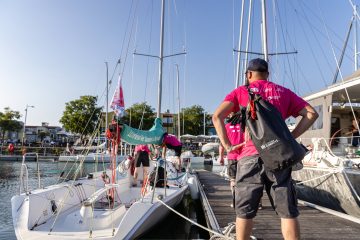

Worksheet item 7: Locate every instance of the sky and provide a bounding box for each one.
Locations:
[0,0,359,127]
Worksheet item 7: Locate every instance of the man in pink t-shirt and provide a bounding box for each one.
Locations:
[213,58,318,240]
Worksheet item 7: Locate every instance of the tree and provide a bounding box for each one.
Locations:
[0,107,22,142]
[181,105,210,135]
[60,96,102,137]
[121,102,155,130]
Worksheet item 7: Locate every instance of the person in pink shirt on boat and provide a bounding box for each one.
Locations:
[218,112,246,208]
[161,133,183,171]
[213,58,318,240]
[133,144,152,186]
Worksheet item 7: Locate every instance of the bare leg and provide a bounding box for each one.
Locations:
[281,218,300,240]
[230,179,235,207]
[133,167,139,186]
[143,167,149,184]
[236,218,253,240]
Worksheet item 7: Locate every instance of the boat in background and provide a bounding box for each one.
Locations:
[292,70,360,218]
[58,141,126,163]
[180,150,204,164]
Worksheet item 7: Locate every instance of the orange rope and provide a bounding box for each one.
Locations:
[141,175,148,196]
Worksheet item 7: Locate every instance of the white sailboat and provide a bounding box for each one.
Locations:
[12,154,195,239]
[292,70,360,218]
[11,1,198,239]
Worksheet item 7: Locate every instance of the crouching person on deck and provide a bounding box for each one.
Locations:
[161,133,183,171]
[212,58,318,240]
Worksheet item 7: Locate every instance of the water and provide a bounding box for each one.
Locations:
[0,160,222,239]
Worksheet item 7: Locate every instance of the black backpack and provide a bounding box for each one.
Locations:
[244,88,307,171]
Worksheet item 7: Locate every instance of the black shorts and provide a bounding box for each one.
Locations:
[166,144,182,157]
[135,151,150,167]
[235,155,299,219]
[227,159,237,180]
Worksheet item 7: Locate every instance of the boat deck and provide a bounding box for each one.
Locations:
[196,169,360,239]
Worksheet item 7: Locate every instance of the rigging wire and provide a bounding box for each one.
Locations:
[302,0,356,55]
[119,0,140,83]
[129,19,138,127]
[273,1,297,92]
[52,1,143,230]
[317,0,360,132]
[291,5,328,87]
[298,0,354,65]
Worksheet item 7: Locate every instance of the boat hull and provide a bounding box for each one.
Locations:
[11,169,192,240]
[292,167,360,217]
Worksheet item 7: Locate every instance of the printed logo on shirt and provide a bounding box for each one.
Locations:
[229,125,241,133]
[249,87,259,93]
[264,87,284,93]
[267,95,281,101]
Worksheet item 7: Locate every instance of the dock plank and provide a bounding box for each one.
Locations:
[196,170,360,239]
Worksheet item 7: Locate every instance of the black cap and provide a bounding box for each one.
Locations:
[247,58,268,72]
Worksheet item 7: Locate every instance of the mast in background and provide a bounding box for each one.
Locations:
[176,64,181,139]
[261,0,269,61]
[354,5,359,71]
[157,0,166,118]
[134,0,186,119]
[235,0,245,88]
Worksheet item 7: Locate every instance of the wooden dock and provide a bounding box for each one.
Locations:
[196,170,360,239]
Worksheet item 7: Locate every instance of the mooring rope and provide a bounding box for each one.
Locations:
[158,199,233,240]
[295,170,339,185]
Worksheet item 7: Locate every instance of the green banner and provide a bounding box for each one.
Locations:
[121,118,165,145]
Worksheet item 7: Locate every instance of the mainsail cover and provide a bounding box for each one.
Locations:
[121,118,165,145]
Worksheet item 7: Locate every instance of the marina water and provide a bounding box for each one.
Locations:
[0,161,218,239]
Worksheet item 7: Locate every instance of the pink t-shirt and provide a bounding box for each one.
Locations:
[226,122,244,160]
[163,134,182,147]
[224,80,309,160]
[134,144,151,153]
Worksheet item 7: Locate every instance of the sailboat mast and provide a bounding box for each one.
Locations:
[261,0,269,61]
[176,64,181,139]
[105,61,109,149]
[354,5,358,71]
[157,0,165,118]
[243,0,253,85]
[235,0,245,88]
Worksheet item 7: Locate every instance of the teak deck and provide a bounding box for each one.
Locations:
[196,169,360,240]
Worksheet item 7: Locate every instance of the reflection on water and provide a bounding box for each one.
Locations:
[0,161,218,239]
